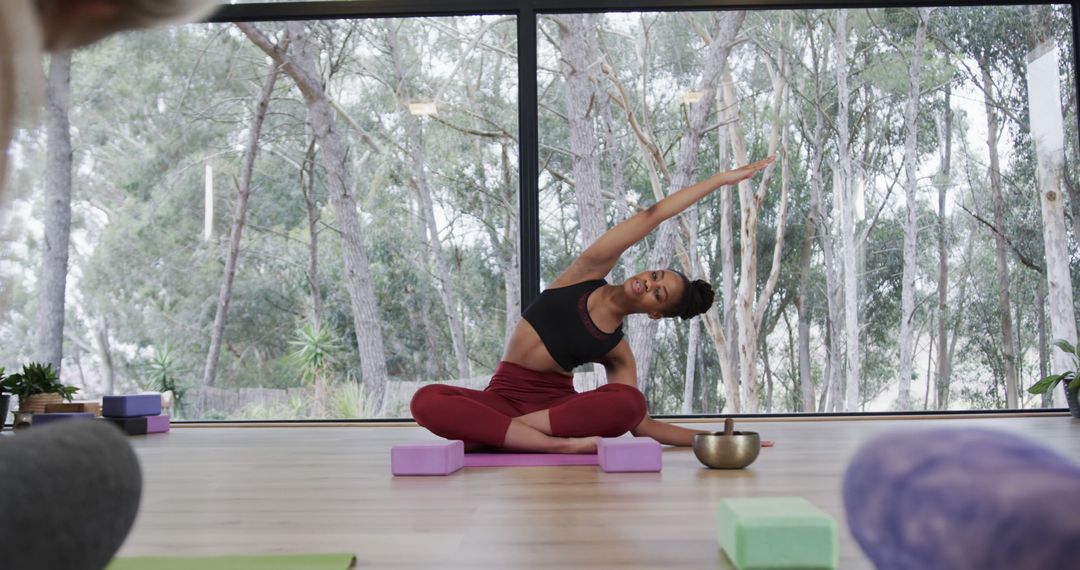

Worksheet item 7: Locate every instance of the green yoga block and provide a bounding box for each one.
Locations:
[716,497,838,570]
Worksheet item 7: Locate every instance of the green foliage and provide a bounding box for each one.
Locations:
[145,344,189,418]
[329,382,372,419]
[1028,338,1080,396]
[231,394,308,420]
[0,363,78,401]
[289,324,342,385]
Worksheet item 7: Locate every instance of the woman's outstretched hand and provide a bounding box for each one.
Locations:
[718,155,775,186]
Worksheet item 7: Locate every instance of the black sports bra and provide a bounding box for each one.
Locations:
[521,279,624,371]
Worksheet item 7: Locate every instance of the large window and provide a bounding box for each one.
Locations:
[537,6,1080,414]
[2,2,1077,420]
[1,16,519,420]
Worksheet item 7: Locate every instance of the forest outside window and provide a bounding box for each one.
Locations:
[1,4,1077,420]
[537,6,1080,415]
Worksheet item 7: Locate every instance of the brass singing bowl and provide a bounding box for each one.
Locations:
[693,431,761,469]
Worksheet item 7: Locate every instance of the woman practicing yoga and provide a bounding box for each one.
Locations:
[411,156,775,453]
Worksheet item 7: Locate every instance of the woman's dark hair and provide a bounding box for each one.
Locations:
[666,270,715,320]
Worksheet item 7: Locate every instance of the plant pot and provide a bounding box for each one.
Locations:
[18,393,63,414]
[1065,383,1080,419]
[0,394,9,430]
[12,411,32,429]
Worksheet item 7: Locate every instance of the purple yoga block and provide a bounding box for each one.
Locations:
[145,414,170,433]
[597,437,662,472]
[106,415,170,435]
[31,412,95,426]
[102,393,161,418]
[392,440,464,476]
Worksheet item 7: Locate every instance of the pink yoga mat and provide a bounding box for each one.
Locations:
[463,453,600,467]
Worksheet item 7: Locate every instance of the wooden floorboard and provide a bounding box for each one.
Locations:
[117,416,1080,568]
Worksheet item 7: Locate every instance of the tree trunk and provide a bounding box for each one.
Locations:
[627,12,745,394]
[896,9,928,410]
[795,198,818,410]
[804,38,844,413]
[940,219,975,409]
[806,105,843,412]
[924,313,934,410]
[202,61,279,387]
[557,14,607,248]
[405,113,472,380]
[1037,278,1050,407]
[1026,42,1078,408]
[762,329,775,413]
[835,10,862,411]
[411,199,442,380]
[597,59,630,283]
[980,61,1019,409]
[95,317,115,395]
[387,27,472,380]
[783,308,799,413]
[239,22,390,411]
[701,309,736,412]
[500,142,521,347]
[725,33,788,413]
[681,316,701,414]
[32,52,74,373]
[476,136,519,348]
[300,139,323,329]
[936,78,953,411]
[797,80,827,414]
[716,70,741,412]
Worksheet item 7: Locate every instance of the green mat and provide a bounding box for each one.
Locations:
[107,553,356,570]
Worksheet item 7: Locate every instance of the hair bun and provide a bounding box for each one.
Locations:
[679,279,715,320]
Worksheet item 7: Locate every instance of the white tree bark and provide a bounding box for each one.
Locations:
[681,197,703,415]
[32,52,73,372]
[557,13,608,248]
[796,99,825,413]
[1027,42,1077,408]
[626,12,745,393]
[897,9,929,410]
[935,80,953,410]
[834,10,862,411]
[802,39,843,413]
[717,71,740,411]
[723,36,788,414]
[498,142,521,347]
[821,171,846,412]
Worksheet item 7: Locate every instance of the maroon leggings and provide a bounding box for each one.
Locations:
[410,361,647,448]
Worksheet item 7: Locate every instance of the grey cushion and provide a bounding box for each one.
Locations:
[0,420,142,570]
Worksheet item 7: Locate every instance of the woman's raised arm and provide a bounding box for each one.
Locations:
[551,156,774,288]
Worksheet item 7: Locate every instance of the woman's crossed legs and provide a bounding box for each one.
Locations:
[410,383,647,453]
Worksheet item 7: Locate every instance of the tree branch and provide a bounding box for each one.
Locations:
[956,202,1045,273]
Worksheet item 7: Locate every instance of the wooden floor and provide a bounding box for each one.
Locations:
[117,416,1080,568]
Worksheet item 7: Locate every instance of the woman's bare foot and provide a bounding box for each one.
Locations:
[554,436,602,454]
[503,419,602,453]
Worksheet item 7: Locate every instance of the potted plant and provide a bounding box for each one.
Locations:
[1028,339,1080,418]
[0,362,79,414]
